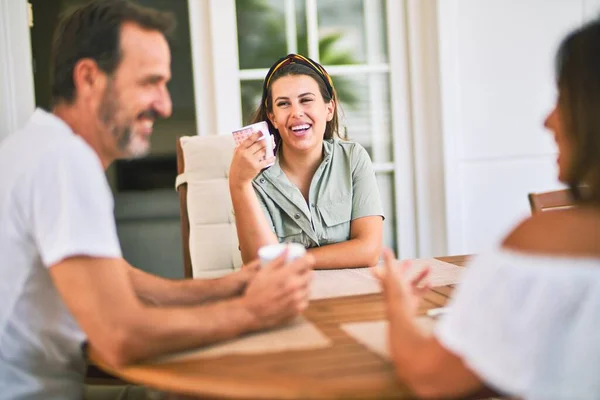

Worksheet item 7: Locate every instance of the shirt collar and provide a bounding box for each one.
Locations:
[262,139,334,180]
[29,108,75,136]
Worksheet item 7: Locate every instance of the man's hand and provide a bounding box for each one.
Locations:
[371,248,430,317]
[226,259,261,296]
[242,250,314,330]
[241,258,261,274]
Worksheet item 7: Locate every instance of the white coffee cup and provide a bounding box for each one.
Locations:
[232,121,275,167]
[258,243,306,267]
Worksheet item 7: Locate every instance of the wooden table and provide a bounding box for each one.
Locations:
[92,255,470,399]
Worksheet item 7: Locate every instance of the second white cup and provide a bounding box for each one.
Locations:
[258,243,306,267]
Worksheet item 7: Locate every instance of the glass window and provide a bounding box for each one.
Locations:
[236,0,288,69]
[240,79,264,125]
[334,73,393,163]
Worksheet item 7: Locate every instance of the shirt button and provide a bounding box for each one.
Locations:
[310,203,315,207]
[259,178,265,184]
[294,213,301,220]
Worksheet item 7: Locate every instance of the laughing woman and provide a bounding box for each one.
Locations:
[229,54,384,269]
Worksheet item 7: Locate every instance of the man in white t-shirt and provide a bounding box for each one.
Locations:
[0,1,313,399]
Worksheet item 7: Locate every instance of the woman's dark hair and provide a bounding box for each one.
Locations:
[250,61,341,148]
[555,17,600,204]
[50,0,176,106]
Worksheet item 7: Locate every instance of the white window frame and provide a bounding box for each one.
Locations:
[0,0,35,141]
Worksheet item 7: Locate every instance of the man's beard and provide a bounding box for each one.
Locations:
[98,83,151,159]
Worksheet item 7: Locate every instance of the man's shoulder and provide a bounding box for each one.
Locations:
[1,125,102,199]
[2,111,87,158]
[503,207,600,257]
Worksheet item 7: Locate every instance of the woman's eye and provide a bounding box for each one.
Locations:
[276,102,289,107]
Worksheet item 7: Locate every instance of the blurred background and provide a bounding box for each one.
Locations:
[1,0,597,278]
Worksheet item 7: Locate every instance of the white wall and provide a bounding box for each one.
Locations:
[438,0,599,255]
[0,0,35,142]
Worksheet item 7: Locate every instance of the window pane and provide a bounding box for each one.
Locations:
[295,0,308,55]
[236,0,288,69]
[240,79,264,125]
[377,172,397,252]
[333,73,393,163]
[317,0,388,65]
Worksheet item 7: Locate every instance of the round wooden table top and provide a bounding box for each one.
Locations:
[91,255,470,399]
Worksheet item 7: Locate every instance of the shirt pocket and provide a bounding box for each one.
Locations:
[274,217,311,247]
[318,198,352,245]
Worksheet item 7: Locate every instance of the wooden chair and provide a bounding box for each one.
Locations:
[176,138,193,278]
[527,189,574,214]
[175,135,243,278]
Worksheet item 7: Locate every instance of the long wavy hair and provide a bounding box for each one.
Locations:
[555,17,600,204]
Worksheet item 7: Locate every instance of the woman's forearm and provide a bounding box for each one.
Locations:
[307,238,380,269]
[230,183,278,263]
[386,303,483,398]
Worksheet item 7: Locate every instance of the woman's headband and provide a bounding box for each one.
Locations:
[262,54,334,107]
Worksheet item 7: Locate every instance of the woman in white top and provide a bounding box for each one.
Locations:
[374,17,600,399]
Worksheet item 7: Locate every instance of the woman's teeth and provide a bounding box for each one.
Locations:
[291,124,310,132]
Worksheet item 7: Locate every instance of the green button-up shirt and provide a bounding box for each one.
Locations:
[252,139,384,248]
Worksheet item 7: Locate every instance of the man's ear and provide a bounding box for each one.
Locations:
[72,58,106,100]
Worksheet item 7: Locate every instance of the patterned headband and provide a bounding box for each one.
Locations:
[262,53,334,107]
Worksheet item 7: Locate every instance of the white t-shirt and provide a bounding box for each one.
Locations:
[0,109,122,399]
[435,249,600,400]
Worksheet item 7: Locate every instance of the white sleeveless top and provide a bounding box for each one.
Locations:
[435,249,600,400]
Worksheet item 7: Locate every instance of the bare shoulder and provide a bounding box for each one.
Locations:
[503,207,600,257]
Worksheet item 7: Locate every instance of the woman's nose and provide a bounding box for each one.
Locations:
[292,104,304,118]
[544,106,556,130]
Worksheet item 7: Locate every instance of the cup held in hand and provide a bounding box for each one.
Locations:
[232,121,275,167]
[258,243,306,267]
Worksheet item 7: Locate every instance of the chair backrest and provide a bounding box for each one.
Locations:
[175,135,242,278]
[528,189,574,214]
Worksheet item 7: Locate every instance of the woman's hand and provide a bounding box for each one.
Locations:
[229,131,276,189]
[371,248,431,317]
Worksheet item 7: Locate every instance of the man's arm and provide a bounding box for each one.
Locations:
[126,260,259,306]
[49,254,312,369]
